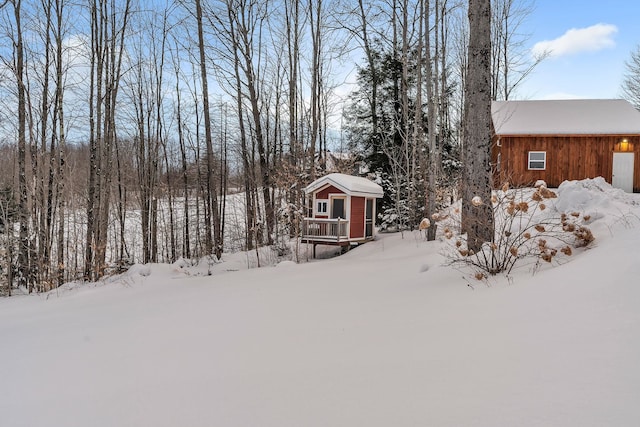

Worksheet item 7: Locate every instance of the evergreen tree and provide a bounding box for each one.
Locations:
[344,41,459,231]
[345,42,421,230]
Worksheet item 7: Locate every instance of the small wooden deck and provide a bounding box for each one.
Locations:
[301,218,376,257]
[301,218,349,243]
[301,218,350,257]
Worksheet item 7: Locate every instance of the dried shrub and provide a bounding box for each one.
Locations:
[574,226,594,246]
[540,187,557,198]
[442,184,594,280]
[532,191,543,202]
[444,228,454,239]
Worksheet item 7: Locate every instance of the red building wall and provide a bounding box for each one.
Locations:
[350,196,365,239]
[492,135,640,191]
[316,185,344,199]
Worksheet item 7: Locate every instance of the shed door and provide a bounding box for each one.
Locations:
[331,198,345,219]
[613,152,634,193]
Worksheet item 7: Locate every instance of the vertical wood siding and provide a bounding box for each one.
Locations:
[492,135,640,191]
[350,196,365,239]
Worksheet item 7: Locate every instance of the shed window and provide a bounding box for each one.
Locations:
[316,200,328,214]
[528,151,546,170]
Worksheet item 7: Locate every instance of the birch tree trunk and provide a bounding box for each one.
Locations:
[54,0,66,286]
[424,0,439,242]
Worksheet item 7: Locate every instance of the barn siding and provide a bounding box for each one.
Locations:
[492,135,640,191]
[350,196,365,239]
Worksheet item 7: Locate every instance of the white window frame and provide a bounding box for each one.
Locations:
[528,151,546,170]
[316,199,328,215]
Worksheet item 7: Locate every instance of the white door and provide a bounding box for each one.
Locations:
[612,152,635,193]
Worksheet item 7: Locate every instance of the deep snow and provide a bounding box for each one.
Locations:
[1,178,640,427]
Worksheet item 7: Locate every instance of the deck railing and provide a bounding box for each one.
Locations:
[302,218,349,242]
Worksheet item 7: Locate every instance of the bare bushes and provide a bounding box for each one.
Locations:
[438,182,595,278]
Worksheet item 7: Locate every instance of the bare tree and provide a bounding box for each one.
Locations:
[194,0,223,258]
[491,0,545,100]
[308,0,323,178]
[461,0,493,252]
[424,0,438,241]
[9,0,33,291]
[621,45,640,110]
[124,8,171,264]
[170,40,192,259]
[283,0,304,243]
[53,0,68,286]
[215,0,275,246]
[85,0,132,280]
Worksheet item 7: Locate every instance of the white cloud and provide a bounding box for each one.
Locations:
[532,23,618,58]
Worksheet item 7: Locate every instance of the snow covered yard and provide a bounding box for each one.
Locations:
[2,178,640,427]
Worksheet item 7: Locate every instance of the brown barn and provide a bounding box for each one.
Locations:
[302,173,383,255]
[492,99,640,192]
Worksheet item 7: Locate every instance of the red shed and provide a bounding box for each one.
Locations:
[302,173,383,254]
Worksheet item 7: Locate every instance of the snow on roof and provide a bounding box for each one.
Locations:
[492,99,640,135]
[305,173,383,198]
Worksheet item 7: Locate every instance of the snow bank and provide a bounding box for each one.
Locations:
[2,179,640,427]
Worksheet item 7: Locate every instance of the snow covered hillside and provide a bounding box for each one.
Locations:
[1,178,640,427]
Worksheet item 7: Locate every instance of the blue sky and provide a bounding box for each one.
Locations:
[518,0,640,99]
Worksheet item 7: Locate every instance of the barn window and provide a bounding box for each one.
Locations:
[528,151,546,170]
[316,200,328,214]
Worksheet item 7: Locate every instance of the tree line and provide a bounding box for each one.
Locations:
[0,0,538,295]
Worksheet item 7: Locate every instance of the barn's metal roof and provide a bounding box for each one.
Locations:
[492,99,640,135]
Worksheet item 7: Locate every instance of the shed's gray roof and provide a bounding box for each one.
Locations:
[492,99,640,135]
[305,173,383,198]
